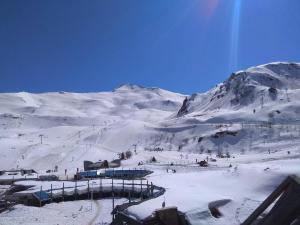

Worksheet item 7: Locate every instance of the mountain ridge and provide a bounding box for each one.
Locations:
[1,62,300,170]
[176,62,300,123]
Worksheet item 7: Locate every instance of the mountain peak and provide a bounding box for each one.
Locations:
[227,62,300,91]
[115,84,145,91]
[176,62,300,119]
[114,83,161,92]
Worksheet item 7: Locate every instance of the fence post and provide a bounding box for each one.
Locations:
[112,178,114,194]
[122,179,125,195]
[112,178,115,221]
[88,180,90,199]
[132,179,134,196]
[62,182,64,201]
[75,179,77,200]
[91,182,93,209]
[147,180,149,196]
[50,184,53,202]
[100,177,102,194]
[140,179,143,197]
[151,182,154,196]
[39,186,42,207]
[129,189,131,203]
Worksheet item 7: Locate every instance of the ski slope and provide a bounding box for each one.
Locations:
[1,62,300,225]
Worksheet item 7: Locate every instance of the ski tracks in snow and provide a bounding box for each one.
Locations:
[87,200,102,225]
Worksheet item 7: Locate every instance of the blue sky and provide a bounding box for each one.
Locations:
[0,0,300,94]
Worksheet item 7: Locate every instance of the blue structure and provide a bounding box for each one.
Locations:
[33,191,49,202]
[78,170,98,178]
[104,169,151,178]
[78,169,152,179]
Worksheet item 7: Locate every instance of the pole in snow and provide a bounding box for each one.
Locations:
[39,186,42,207]
[112,178,115,220]
[62,182,65,201]
[39,134,44,144]
[91,181,93,212]
[50,184,53,202]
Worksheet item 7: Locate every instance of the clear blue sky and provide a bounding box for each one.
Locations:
[1,0,300,94]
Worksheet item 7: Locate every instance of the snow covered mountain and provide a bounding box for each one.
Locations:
[0,84,185,170]
[0,62,300,171]
[2,62,300,225]
[0,84,184,125]
[177,62,300,123]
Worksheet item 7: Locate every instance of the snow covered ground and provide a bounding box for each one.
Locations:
[0,198,127,225]
[2,151,299,225]
[127,152,300,225]
[1,62,300,224]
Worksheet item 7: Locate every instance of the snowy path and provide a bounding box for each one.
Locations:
[87,200,102,225]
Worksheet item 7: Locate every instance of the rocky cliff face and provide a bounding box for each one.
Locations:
[176,62,300,122]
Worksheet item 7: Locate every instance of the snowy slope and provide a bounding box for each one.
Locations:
[0,62,300,172]
[177,62,300,123]
[1,62,300,225]
[0,85,185,171]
